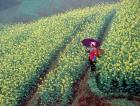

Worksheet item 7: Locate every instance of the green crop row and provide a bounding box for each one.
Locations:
[95,0,140,94]
[37,5,115,106]
[0,7,99,106]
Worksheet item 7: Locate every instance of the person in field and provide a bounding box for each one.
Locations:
[81,38,104,72]
[87,41,102,71]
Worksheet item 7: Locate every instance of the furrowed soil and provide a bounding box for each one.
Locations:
[69,69,112,106]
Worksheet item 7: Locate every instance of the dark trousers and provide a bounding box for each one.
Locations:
[88,59,96,71]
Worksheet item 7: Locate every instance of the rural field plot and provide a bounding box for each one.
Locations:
[33,6,116,106]
[0,0,139,106]
[0,7,102,106]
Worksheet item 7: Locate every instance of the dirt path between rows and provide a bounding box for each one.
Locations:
[69,69,112,106]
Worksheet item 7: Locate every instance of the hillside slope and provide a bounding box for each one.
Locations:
[0,4,117,106]
[0,0,139,106]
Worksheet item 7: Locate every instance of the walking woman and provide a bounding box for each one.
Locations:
[81,38,104,72]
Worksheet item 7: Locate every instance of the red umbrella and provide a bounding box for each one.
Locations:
[81,38,101,47]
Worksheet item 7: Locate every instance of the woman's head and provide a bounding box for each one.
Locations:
[90,41,96,47]
[90,39,101,48]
